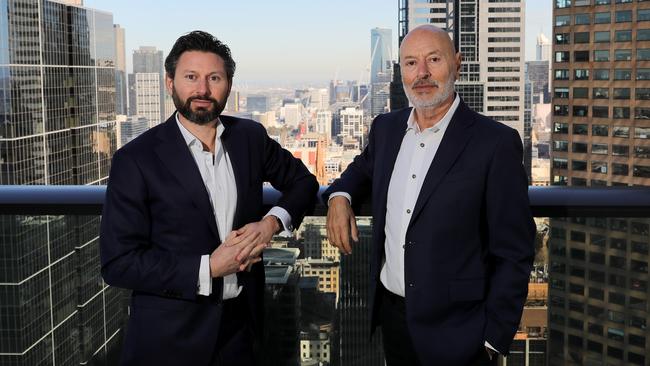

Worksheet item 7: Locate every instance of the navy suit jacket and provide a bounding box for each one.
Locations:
[100,114,318,365]
[323,100,535,365]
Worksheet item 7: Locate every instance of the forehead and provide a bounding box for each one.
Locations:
[176,51,226,72]
[400,30,453,58]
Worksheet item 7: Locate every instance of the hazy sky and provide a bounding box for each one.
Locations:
[84,0,551,87]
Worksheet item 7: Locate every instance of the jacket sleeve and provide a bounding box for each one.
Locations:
[483,128,536,354]
[99,149,202,300]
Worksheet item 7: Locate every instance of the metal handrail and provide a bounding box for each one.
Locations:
[0,185,649,217]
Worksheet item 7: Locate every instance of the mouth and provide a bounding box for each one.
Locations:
[191,99,214,108]
[412,84,436,92]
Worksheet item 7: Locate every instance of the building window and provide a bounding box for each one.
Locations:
[594,69,609,80]
[636,88,650,100]
[554,140,569,152]
[594,31,610,43]
[592,143,608,154]
[554,105,569,116]
[574,105,588,117]
[612,145,629,156]
[615,30,632,42]
[574,87,589,98]
[575,0,590,5]
[612,163,629,175]
[635,146,650,158]
[556,15,571,26]
[554,122,569,134]
[637,49,650,61]
[635,108,650,120]
[616,10,632,23]
[637,29,650,41]
[572,160,587,171]
[555,70,569,80]
[555,33,570,44]
[592,125,608,136]
[574,69,589,80]
[638,9,650,22]
[631,260,648,274]
[614,69,631,80]
[555,87,569,98]
[614,49,631,61]
[592,106,608,118]
[594,12,611,24]
[575,13,591,25]
[553,158,568,169]
[595,0,610,3]
[574,124,588,135]
[638,68,650,80]
[556,51,570,62]
[612,126,629,138]
[573,142,588,153]
[633,165,650,177]
[556,0,571,7]
[613,107,630,119]
[593,88,609,99]
[574,32,590,43]
[613,88,630,100]
[615,0,631,2]
[592,161,607,173]
[594,50,609,61]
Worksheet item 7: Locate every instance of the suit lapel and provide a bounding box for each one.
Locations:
[220,116,250,229]
[408,101,474,229]
[154,116,220,240]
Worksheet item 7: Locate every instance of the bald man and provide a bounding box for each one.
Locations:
[324,25,535,366]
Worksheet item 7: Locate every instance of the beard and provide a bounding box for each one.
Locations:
[404,75,456,109]
[171,87,226,125]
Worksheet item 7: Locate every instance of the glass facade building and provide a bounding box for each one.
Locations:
[0,1,121,365]
[551,1,650,364]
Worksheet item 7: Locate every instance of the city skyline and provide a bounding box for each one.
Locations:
[83,0,551,87]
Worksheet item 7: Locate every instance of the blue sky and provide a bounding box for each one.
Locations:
[85,0,551,87]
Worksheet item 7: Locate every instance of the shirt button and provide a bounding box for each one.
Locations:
[412,174,416,179]
[420,143,425,148]
[409,283,414,288]
[406,209,411,214]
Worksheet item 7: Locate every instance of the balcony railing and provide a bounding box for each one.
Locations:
[1,185,650,216]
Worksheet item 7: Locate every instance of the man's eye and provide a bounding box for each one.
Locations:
[210,76,220,82]
[185,75,196,81]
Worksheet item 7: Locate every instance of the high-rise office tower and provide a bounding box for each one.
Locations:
[391,0,526,140]
[371,28,393,119]
[132,46,165,124]
[135,73,162,128]
[537,32,552,62]
[247,94,269,113]
[114,24,127,116]
[0,1,123,364]
[337,217,384,366]
[550,2,650,365]
[339,107,364,147]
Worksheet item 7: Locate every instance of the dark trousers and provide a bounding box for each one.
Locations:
[211,295,256,366]
[378,284,498,366]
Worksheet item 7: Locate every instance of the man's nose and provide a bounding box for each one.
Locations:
[196,78,210,96]
[416,62,430,79]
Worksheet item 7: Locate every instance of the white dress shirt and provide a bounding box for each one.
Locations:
[175,114,292,299]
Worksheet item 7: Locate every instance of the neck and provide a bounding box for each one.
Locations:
[178,113,218,152]
[414,94,455,130]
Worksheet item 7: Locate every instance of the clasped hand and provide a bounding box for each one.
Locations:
[209,216,279,278]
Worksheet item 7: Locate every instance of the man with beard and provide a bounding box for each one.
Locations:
[100,31,318,366]
[324,25,535,366]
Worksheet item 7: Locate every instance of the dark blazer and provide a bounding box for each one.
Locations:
[100,114,318,365]
[323,99,535,366]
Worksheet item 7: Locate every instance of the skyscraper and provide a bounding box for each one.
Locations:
[114,24,127,116]
[550,1,650,365]
[370,28,393,119]
[391,0,526,140]
[132,46,165,124]
[0,1,123,364]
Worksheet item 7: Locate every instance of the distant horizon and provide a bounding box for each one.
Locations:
[85,0,551,85]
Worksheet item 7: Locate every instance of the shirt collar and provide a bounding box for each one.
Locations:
[175,112,224,149]
[406,93,460,134]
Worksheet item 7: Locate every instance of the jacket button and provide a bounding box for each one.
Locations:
[408,283,414,288]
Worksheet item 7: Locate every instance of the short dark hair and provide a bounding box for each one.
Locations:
[165,30,236,80]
